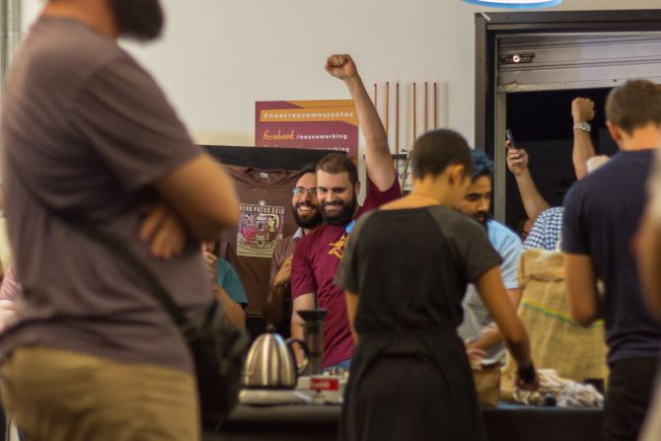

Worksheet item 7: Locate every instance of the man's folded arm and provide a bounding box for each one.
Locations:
[154,155,240,241]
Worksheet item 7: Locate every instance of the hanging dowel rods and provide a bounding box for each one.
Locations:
[424,82,429,133]
[395,82,400,154]
[434,82,438,130]
[385,82,390,136]
[413,82,417,143]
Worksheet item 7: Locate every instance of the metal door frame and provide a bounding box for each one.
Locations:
[475,9,661,222]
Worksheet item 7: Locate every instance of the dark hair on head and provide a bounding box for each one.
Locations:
[470,148,494,182]
[606,80,661,135]
[316,153,358,185]
[410,129,472,180]
[297,163,318,180]
[512,214,529,239]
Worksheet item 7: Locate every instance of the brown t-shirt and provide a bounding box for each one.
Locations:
[269,229,303,287]
[0,16,211,372]
[220,166,300,317]
[266,229,303,335]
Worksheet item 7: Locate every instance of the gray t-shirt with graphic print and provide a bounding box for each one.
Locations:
[0,16,211,372]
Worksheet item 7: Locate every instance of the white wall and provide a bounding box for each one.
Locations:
[20,0,661,151]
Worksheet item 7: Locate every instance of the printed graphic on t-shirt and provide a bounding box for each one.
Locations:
[237,201,285,258]
[328,235,348,260]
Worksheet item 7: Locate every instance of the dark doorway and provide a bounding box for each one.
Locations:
[504,87,617,229]
[475,10,661,226]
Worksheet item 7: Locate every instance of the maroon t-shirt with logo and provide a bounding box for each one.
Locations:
[291,176,402,367]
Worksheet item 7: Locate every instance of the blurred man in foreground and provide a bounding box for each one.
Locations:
[0,0,239,439]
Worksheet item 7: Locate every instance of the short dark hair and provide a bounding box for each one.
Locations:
[606,80,661,135]
[411,129,472,180]
[512,214,529,239]
[297,163,318,181]
[316,153,358,185]
[470,149,493,182]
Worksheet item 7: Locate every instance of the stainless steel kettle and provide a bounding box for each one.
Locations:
[242,326,310,389]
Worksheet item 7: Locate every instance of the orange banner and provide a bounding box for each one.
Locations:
[255,100,359,157]
[259,106,358,125]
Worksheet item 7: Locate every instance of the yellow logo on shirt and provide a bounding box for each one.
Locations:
[328,235,348,260]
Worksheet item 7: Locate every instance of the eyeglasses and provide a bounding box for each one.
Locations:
[292,187,317,197]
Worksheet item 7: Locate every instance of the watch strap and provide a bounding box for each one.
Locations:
[573,122,591,133]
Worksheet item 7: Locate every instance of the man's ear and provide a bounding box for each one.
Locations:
[354,181,361,196]
[606,121,622,144]
[447,165,465,185]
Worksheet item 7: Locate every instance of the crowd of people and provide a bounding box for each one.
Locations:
[1,1,661,441]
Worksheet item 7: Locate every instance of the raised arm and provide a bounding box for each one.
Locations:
[572,98,597,180]
[325,54,396,191]
[506,147,549,222]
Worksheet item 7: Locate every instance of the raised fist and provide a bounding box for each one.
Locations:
[572,97,595,123]
[325,54,358,81]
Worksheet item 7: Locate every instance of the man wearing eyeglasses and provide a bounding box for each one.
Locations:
[264,163,322,336]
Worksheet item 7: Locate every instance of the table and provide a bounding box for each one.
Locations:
[214,403,603,441]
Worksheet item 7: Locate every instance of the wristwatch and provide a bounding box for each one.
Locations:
[573,122,591,133]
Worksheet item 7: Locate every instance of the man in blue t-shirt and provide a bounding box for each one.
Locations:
[562,79,661,441]
[456,149,523,361]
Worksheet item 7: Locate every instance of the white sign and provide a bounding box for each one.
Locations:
[464,0,562,8]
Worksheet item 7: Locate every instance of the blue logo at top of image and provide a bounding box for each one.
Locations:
[464,0,562,8]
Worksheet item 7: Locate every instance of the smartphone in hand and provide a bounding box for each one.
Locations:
[505,129,519,150]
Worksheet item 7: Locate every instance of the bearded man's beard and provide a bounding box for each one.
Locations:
[321,194,357,226]
[474,210,490,231]
[292,202,322,229]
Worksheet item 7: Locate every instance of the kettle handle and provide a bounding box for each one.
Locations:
[286,338,310,376]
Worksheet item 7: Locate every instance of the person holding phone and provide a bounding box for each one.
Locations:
[506,98,600,250]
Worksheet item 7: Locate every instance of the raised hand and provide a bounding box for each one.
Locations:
[506,143,530,177]
[572,97,595,123]
[325,54,359,81]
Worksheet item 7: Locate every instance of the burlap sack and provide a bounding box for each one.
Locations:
[501,248,609,401]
